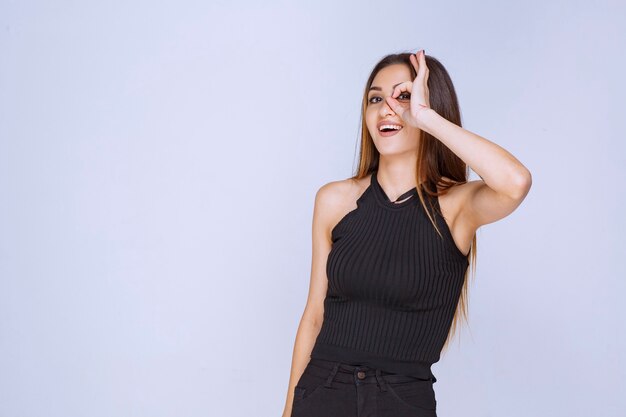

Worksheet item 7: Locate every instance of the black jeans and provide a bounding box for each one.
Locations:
[291,358,438,417]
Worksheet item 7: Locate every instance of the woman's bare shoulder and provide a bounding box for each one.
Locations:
[317,174,370,201]
[435,176,469,216]
[437,176,477,256]
[314,174,372,234]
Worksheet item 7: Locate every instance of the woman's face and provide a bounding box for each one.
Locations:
[365,63,421,156]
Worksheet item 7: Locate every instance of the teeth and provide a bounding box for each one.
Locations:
[379,124,403,131]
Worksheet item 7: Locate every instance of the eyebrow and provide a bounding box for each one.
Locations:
[369,82,404,93]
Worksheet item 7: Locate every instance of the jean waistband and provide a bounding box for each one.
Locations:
[306,357,434,392]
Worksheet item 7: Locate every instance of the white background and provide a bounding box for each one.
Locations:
[1,0,624,416]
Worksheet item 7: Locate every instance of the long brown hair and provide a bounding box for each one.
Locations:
[351,51,477,354]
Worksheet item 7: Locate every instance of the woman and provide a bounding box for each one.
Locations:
[282,49,532,417]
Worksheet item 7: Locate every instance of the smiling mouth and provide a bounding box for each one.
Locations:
[378,126,403,136]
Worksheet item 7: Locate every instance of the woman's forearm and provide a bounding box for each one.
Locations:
[420,108,531,199]
[282,316,323,417]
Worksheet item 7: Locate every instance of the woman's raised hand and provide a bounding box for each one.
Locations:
[385,49,431,130]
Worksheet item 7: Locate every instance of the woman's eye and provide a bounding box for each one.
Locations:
[368,93,410,104]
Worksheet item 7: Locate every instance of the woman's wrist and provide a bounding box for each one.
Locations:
[416,107,440,133]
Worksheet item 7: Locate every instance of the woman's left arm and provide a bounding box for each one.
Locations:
[386,50,532,230]
[420,107,533,229]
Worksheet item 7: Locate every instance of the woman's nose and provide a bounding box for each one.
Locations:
[379,97,395,116]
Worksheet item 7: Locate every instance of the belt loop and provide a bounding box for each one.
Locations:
[375,368,388,392]
[324,362,340,388]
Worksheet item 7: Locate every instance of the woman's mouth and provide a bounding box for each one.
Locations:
[378,125,403,137]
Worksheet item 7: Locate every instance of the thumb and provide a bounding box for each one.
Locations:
[385,96,407,120]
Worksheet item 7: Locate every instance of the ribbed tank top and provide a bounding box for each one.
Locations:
[310,170,469,381]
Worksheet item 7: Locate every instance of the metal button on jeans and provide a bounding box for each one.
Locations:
[357,371,366,379]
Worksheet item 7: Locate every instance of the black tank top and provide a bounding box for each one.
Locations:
[310,170,469,380]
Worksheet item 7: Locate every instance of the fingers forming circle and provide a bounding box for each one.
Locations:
[392,81,413,98]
